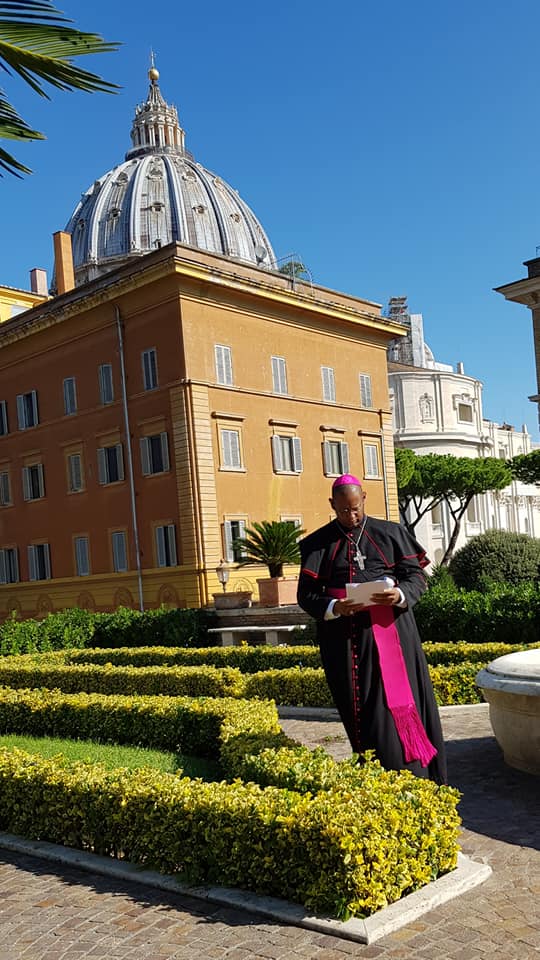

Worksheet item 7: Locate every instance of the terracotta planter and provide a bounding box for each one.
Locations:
[256,577,298,607]
[212,591,252,609]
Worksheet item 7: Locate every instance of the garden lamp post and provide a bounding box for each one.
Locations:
[216,558,230,593]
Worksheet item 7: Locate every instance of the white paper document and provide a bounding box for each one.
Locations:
[345,580,389,606]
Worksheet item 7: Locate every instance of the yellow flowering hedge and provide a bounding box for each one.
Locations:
[0,651,504,705]
[0,746,460,919]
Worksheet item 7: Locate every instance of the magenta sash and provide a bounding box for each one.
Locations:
[327,588,437,768]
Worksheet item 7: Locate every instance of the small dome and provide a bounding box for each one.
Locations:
[65,69,276,286]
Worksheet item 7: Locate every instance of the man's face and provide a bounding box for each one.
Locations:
[330,486,366,529]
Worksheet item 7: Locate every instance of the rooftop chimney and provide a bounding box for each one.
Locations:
[29,268,48,297]
[456,361,464,374]
[53,231,75,294]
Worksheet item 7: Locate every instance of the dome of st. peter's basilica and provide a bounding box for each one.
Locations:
[64,66,276,286]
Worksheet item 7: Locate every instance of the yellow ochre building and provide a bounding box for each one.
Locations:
[0,68,407,618]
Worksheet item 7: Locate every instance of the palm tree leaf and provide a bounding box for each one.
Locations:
[0,23,120,96]
[0,90,42,138]
[0,140,31,174]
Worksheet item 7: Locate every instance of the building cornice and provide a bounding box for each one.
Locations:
[0,243,406,350]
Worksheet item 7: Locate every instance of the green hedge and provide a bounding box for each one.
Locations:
[59,641,535,671]
[0,606,217,657]
[0,652,506,705]
[415,582,540,644]
[0,745,459,919]
[0,686,460,918]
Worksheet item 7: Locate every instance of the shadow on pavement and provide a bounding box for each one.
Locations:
[447,734,540,850]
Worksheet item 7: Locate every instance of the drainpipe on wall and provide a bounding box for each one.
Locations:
[115,304,144,612]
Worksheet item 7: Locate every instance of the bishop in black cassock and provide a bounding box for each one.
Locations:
[297,475,446,785]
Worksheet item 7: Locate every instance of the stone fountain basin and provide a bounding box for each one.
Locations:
[476,649,540,776]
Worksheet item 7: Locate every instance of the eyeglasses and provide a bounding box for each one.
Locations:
[335,506,363,516]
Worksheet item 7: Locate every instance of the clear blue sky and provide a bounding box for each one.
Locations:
[2,0,540,440]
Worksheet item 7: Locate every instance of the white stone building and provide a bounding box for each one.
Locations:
[387,299,540,565]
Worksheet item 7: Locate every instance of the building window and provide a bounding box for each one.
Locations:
[223,518,247,562]
[0,471,11,506]
[74,536,90,576]
[321,366,336,403]
[431,502,443,535]
[363,442,381,478]
[63,377,77,415]
[97,444,124,484]
[220,428,243,470]
[466,499,480,524]
[22,463,45,501]
[359,374,373,409]
[0,400,8,436]
[17,390,39,429]
[142,349,158,391]
[271,356,288,395]
[140,433,170,475]
[215,344,233,386]
[28,543,51,581]
[271,435,303,474]
[0,547,19,584]
[457,403,473,423]
[98,363,114,405]
[67,453,84,493]
[155,524,178,567]
[111,530,128,572]
[322,439,350,476]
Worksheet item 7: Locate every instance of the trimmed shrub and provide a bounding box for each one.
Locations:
[448,530,540,590]
[415,581,540,644]
[0,606,216,656]
[0,661,245,699]
[0,746,460,919]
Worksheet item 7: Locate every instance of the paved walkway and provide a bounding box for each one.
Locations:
[0,704,539,959]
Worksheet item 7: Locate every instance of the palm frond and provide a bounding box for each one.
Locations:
[0,0,119,174]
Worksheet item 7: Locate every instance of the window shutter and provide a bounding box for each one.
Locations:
[31,390,39,425]
[0,472,10,505]
[360,374,372,408]
[223,520,234,562]
[215,345,225,384]
[22,467,31,501]
[28,545,36,581]
[76,538,89,576]
[43,543,51,579]
[340,442,350,474]
[156,526,167,567]
[160,432,170,472]
[97,448,107,484]
[112,532,128,572]
[0,401,8,435]
[37,463,45,498]
[17,395,25,429]
[140,437,151,476]
[116,444,125,481]
[69,454,82,492]
[322,441,332,475]
[0,550,6,585]
[166,525,177,566]
[11,549,19,583]
[292,437,303,473]
[223,348,232,385]
[271,435,284,472]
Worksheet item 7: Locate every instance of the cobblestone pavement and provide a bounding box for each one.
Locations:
[0,704,539,959]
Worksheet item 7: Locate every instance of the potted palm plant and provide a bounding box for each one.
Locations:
[233,520,305,607]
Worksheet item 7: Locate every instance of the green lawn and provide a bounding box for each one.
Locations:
[0,734,221,780]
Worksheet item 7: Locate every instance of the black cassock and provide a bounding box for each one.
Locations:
[297,516,447,785]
